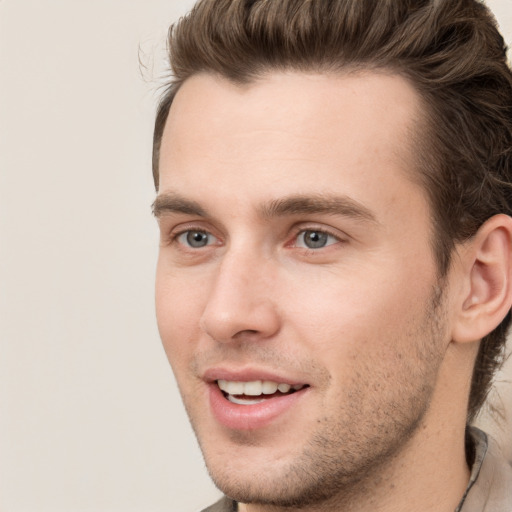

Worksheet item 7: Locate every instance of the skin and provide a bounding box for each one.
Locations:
[155,71,481,512]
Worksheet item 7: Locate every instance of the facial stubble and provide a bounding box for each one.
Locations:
[184,285,448,510]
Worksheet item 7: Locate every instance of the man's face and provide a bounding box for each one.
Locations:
[155,72,452,506]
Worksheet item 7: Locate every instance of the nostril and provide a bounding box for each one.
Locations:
[235,329,258,336]
[230,328,265,343]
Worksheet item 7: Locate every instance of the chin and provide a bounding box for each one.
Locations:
[198,417,422,509]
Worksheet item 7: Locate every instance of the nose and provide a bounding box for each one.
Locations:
[199,250,281,343]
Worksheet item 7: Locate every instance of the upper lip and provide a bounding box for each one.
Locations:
[202,367,309,386]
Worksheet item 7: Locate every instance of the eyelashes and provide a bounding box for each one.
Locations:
[167,226,343,252]
[293,229,340,249]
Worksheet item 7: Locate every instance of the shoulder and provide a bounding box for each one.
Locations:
[201,496,237,512]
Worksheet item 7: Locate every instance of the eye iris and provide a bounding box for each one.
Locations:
[304,231,328,248]
[186,231,209,247]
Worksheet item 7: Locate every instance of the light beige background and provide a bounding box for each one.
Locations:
[0,1,510,511]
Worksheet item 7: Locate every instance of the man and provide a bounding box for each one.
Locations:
[152,1,512,510]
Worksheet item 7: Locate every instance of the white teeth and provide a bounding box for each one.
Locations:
[217,379,305,396]
[262,381,278,394]
[217,380,244,395]
[244,381,263,396]
[227,395,266,405]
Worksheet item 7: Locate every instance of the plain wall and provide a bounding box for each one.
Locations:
[0,1,510,511]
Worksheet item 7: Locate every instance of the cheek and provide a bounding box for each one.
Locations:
[281,264,434,367]
[155,265,206,365]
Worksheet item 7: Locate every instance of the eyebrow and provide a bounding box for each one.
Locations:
[152,192,378,224]
[152,193,208,218]
[259,194,378,224]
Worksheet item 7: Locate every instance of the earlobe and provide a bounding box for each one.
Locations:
[452,214,512,344]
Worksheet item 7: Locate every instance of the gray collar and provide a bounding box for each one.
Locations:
[456,426,512,512]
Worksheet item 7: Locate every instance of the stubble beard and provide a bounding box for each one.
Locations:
[187,285,448,510]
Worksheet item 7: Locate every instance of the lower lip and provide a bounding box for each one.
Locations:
[208,383,308,430]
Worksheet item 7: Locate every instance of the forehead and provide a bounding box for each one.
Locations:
[158,71,426,216]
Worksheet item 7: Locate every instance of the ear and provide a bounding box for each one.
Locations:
[452,214,512,343]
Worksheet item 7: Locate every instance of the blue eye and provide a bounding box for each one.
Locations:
[178,230,215,248]
[296,230,338,249]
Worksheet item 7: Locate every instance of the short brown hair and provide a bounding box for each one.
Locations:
[153,0,512,422]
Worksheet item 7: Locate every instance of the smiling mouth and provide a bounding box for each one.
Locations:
[217,379,309,405]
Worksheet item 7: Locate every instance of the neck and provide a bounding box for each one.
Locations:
[239,342,475,512]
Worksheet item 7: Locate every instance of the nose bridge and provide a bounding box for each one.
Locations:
[200,242,279,342]
[218,245,256,295]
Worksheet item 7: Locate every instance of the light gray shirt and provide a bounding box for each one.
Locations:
[457,427,512,512]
